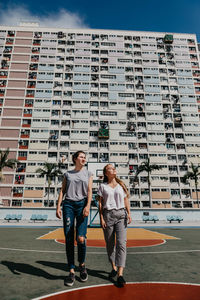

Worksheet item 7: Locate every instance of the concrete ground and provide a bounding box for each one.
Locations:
[1,226,200,300]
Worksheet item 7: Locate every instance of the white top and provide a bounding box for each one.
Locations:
[97,183,126,210]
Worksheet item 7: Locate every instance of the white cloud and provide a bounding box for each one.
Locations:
[0,6,89,28]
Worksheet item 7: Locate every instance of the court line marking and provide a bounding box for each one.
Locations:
[32,281,200,300]
[1,247,200,255]
[54,238,167,248]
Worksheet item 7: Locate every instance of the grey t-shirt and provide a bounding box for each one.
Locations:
[64,169,93,201]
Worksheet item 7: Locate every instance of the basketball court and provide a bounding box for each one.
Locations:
[1,225,200,299]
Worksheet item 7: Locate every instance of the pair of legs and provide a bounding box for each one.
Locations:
[63,199,88,273]
[103,208,127,277]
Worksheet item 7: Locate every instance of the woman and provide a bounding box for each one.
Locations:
[98,164,131,287]
[56,151,93,286]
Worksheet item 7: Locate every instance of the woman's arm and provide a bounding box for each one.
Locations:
[56,176,66,219]
[124,196,132,224]
[98,195,106,229]
[83,175,93,217]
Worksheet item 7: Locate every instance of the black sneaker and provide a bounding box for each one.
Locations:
[117,276,126,287]
[80,265,88,282]
[64,272,75,287]
[108,269,117,278]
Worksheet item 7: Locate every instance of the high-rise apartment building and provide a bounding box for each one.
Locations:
[0,23,200,209]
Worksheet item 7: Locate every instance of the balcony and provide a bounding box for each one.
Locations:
[31,55,39,62]
[28,72,37,79]
[25,100,34,107]
[19,140,29,149]
[6,38,14,45]
[18,156,27,161]
[16,165,26,173]
[15,175,24,185]
[20,133,30,138]
[98,128,109,139]
[1,60,9,69]
[4,47,12,54]
[0,89,5,96]
[0,80,6,87]
[8,31,15,37]
[26,91,35,98]
[23,112,32,117]
[0,71,8,78]
[164,34,173,44]
[32,47,40,53]
[13,192,23,197]
[33,39,41,46]
[29,64,38,71]
[22,122,31,128]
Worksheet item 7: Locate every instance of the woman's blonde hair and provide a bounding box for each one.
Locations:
[103,164,129,198]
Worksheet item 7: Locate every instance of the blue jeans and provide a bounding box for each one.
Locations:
[63,199,88,270]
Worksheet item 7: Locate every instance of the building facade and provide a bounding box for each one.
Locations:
[0,23,200,208]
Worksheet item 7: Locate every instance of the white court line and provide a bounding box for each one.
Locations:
[1,247,200,255]
[32,281,200,300]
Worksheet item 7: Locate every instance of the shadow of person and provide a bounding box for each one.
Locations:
[1,260,65,280]
[37,261,110,281]
[86,268,111,281]
[36,261,68,272]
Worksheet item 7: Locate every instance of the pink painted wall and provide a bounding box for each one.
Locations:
[1,118,21,126]
[12,55,30,62]
[3,174,14,184]
[0,187,12,196]
[10,63,29,70]
[9,72,27,79]
[16,31,33,38]
[4,99,24,106]
[3,108,22,117]
[0,129,19,137]
[15,39,32,45]
[0,140,18,148]
[6,89,25,97]
[13,46,31,53]
[7,81,26,88]
[8,151,17,159]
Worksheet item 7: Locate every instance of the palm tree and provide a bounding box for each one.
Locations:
[182,163,200,208]
[133,157,163,208]
[36,162,63,207]
[0,148,19,182]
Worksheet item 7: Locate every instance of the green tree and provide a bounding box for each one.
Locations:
[36,162,63,207]
[182,163,200,208]
[133,157,163,208]
[0,148,18,182]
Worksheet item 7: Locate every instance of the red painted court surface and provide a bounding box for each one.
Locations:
[39,228,177,248]
[56,238,165,247]
[37,283,200,300]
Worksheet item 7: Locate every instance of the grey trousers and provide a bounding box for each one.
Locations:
[103,208,127,268]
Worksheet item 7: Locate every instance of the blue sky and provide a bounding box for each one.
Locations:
[1,0,200,40]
